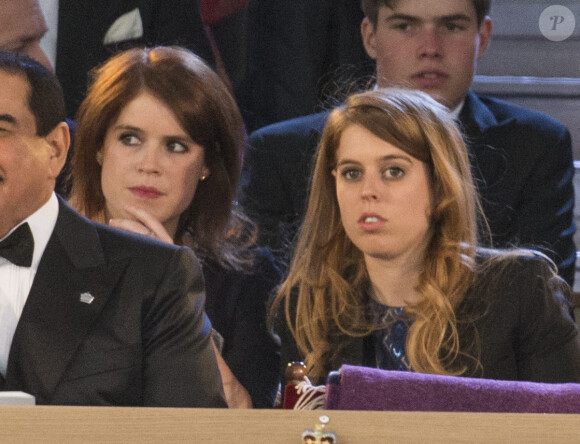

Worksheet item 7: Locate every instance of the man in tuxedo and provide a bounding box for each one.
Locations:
[240,0,576,286]
[0,51,226,407]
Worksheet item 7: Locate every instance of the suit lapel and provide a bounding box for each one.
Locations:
[459,90,519,139]
[6,200,128,403]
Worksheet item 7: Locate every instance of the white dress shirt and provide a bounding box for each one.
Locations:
[0,193,59,377]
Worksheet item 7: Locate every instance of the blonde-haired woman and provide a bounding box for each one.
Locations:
[271,88,580,385]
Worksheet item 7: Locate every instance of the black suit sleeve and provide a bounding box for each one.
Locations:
[473,252,580,382]
[142,247,227,407]
[465,94,577,287]
[510,127,576,287]
[514,255,580,382]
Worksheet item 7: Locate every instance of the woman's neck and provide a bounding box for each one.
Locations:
[365,254,423,307]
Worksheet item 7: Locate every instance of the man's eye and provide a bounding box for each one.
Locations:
[444,22,465,32]
[393,22,413,31]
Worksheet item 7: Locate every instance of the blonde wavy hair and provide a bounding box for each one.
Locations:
[271,88,483,380]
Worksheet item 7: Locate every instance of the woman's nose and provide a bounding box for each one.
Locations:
[137,145,161,174]
[361,176,380,201]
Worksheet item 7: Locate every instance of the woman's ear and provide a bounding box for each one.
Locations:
[201,165,210,181]
[96,151,104,165]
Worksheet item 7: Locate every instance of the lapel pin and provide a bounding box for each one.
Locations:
[80,292,94,304]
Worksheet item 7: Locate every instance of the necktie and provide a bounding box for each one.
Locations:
[0,223,34,267]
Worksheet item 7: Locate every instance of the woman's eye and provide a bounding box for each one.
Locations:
[341,168,362,181]
[120,134,139,146]
[167,141,188,153]
[383,166,405,179]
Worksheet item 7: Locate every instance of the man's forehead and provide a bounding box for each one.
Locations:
[0,0,47,50]
[381,0,477,21]
[0,72,33,121]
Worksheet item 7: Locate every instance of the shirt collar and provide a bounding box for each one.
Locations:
[0,193,59,270]
[449,100,464,120]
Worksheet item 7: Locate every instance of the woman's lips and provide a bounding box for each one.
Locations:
[129,186,162,199]
[358,214,386,231]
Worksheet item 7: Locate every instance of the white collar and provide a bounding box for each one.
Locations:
[449,100,464,120]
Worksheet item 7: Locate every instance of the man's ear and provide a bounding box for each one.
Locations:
[46,121,71,178]
[476,16,493,61]
[361,17,378,60]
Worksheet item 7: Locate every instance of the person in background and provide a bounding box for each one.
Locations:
[236,0,372,132]
[36,0,214,118]
[69,46,281,408]
[0,0,53,70]
[271,88,580,388]
[0,50,226,407]
[240,0,576,287]
[2,0,215,197]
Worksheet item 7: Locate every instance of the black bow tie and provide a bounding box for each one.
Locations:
[0,223,34,267]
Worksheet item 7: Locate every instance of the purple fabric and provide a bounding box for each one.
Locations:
[325,365,580,413]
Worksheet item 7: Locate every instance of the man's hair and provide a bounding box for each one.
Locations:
[0,51,65,136]
[361,0,491,28]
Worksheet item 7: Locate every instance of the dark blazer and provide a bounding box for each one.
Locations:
[56,0,215,117]
[277,252,580,386]
[240,90,576,285]
[203,248,281,408]
[0,198,226,407]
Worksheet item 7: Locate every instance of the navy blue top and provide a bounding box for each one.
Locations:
[367,298,412,372]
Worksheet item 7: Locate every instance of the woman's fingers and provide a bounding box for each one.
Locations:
[122,206,174,243]
[108,206,174,244]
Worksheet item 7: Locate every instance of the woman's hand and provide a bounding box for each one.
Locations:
[108,205,174,244]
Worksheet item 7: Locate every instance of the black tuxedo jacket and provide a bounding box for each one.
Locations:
[240,90,576,285]
[0,198,226,407]
[56,0,215,117]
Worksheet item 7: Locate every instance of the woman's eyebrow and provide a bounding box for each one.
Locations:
[336,154,413,166]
